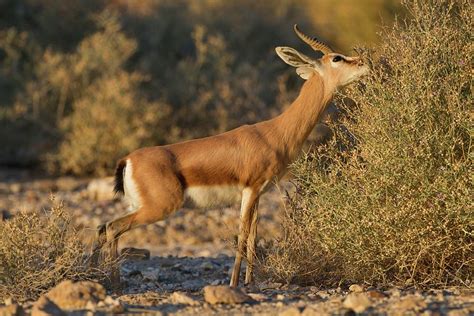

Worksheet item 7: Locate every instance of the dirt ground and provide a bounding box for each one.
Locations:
[1,168,473,315]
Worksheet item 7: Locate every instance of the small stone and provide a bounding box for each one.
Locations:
[210,279,222,286]
[121,247,151,261]
[247,293,267,302]
[279,306,301,316]
[203,285,252,305]
[348,284,365,293]
[84,301,96,311]
[199,261,214,270]
[103,297,124,314]
[343,293,372,313]
[387,288,401,298]
[31,296,64,316]
[104,296,115,305]
[170,292,199,306]
[276,294,286,301]
[316,291,330,299]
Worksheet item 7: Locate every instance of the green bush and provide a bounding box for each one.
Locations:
[261,0,472,287]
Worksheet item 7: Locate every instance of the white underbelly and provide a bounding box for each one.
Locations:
[183,185,243,209]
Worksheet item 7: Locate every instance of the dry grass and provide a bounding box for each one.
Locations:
[0,198,117,302]
[261,0,473,288]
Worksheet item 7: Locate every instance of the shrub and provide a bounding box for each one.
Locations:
[52,72,169,176]
[261,0,472,287]
[0,1,401,175]
[0,199,115,302]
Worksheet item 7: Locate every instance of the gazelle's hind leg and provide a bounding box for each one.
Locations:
[93,154,186,289]
[245,200,259,285]
[96,205,178,289]
[230,189,259,287]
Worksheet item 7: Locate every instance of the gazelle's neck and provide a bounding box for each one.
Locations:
[271,74,334,159]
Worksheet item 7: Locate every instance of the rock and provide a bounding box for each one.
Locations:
[276,294,286,301]
[0,304,24,316]
[103,296,125,313]
[348,284,365,293]
[121,247,150,261]
[248,293,268,302]
[44,280,106,310]
[387,288,401,298]
[279,306,301,316]
[203,285,252,305]
[31,296,64,316]
[343,293,372,313]
[315,291,330,299]
[86,177,115,201]
[170,292,199,306]
[210,279,223,286]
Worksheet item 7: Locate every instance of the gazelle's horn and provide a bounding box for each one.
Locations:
[294,24,333,55]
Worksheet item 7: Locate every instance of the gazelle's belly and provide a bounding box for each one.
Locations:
[183,185,243,209]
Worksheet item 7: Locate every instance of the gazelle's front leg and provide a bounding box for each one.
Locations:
[230,188,259,287]
[245,199,259,285]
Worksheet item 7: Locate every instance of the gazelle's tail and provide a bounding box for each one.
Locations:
[114,159,126,195]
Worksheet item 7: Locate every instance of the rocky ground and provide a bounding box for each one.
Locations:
[0,168,473,315]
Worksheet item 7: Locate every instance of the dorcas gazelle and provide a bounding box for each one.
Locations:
[92,24,369,288]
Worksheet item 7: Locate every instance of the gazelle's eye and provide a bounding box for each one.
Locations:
[332,56,343,62]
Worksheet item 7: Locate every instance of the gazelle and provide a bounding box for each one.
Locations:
[93,25,368,288]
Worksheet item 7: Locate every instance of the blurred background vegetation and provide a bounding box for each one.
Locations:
[0,0,402,176]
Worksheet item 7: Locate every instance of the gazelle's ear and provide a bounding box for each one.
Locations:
[275,46,313,67]
[296,66,316,80]
[276,46,322,80]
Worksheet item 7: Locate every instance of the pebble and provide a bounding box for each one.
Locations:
[348,284,365,293]
[248,293,268,302]
[170,292,200,306]
[203,285,252,305]
[343,293,372,313]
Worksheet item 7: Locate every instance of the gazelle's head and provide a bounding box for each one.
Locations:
[276,25,368,89]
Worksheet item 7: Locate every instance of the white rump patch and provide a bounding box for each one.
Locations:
[123,159,141,211]
[184,185,243,209]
